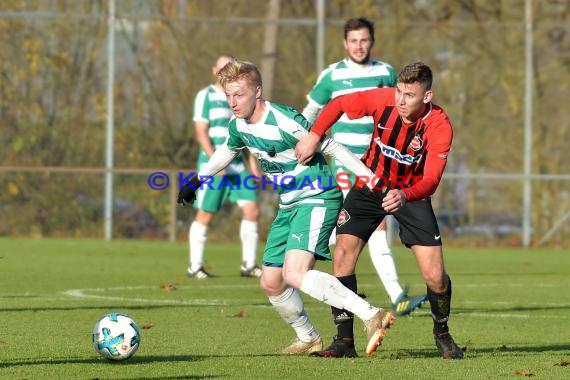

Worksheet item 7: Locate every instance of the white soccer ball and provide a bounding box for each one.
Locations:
[92,313,141,361]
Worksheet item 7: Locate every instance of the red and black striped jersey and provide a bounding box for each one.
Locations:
[311,87,453,202]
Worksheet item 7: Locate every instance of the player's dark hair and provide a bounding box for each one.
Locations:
[398,62,433,90]
[344,17,375,42]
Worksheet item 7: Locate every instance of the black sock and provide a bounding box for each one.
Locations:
[331,274,357,340]
[427,274,452,335]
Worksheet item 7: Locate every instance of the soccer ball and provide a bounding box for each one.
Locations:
[92,313,141,361]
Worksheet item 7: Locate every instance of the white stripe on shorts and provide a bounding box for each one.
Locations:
[308,206,326,252]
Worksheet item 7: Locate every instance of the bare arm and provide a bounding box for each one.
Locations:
[195,120,215,157]
[195,120,227,176]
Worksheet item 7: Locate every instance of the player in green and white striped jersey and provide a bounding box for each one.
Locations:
[187,56,262,280]
[302,18,426,357]
[178,59,394,356]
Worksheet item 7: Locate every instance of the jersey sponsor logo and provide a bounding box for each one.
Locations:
[410,134,423,151]
[259,159,284,174]
[337,208,351,227]
[374,138,422,165]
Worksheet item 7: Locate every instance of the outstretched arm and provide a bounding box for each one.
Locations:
[296,92,369,163]
[177,144,240,206]
[301,100,323,124]
[295,97,343,164]
[197,143,240,176]
[319,136,375,189]
[294,131,321,165]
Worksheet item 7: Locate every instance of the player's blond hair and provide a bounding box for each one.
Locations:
[217,59,262,88]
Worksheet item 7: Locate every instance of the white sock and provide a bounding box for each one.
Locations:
[189,221,208,272]
[240,220,258,269]
[300,269,378,321]
[328,227,337,246]
[368,230,404,303]
[268,287,320,343]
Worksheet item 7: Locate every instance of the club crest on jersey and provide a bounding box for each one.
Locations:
[410,134,422,151]
[337,208,351,227]
[267,146,277,157]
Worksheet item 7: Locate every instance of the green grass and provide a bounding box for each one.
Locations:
[1,238,569,379]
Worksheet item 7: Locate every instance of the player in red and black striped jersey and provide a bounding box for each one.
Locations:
[296,62,464,359]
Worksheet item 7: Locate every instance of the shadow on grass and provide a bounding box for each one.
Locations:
[0,352,285,369]
[120,377,220,380]
[391,343,570,360]
[0,355,224,379]
[451,272,560,277]
[454,304,570,313]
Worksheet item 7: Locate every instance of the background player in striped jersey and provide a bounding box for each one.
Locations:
[178,59,394,356]
[187,55,262,279]
[302,18,427,325]
[296,61,464,359]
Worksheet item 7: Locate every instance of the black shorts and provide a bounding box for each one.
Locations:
[336,186,442,247]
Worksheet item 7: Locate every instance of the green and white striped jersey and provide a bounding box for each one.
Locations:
[226,101,340,207]
[306,58,397,158]
[193,84,245,174]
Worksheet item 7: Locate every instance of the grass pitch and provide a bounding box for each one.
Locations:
[1,238,569,379]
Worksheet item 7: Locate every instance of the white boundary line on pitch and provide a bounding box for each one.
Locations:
[58,286,570,320]
[62,286,267,307]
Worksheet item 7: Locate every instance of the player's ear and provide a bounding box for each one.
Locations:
[423,90,433,104]
[255,85,262,99]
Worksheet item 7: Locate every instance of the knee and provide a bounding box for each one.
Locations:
[242,203,260,220]
[259,271,287,296]
[333,243,350,262]
[282,268,304,290]
[424,271,447,293]
[332,242,358,276]
[195,211,214,225]
[260,274,279,295]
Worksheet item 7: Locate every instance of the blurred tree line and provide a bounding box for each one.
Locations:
[0,0,568,245]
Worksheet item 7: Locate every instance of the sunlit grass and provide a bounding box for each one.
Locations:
[1,238,569,379]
